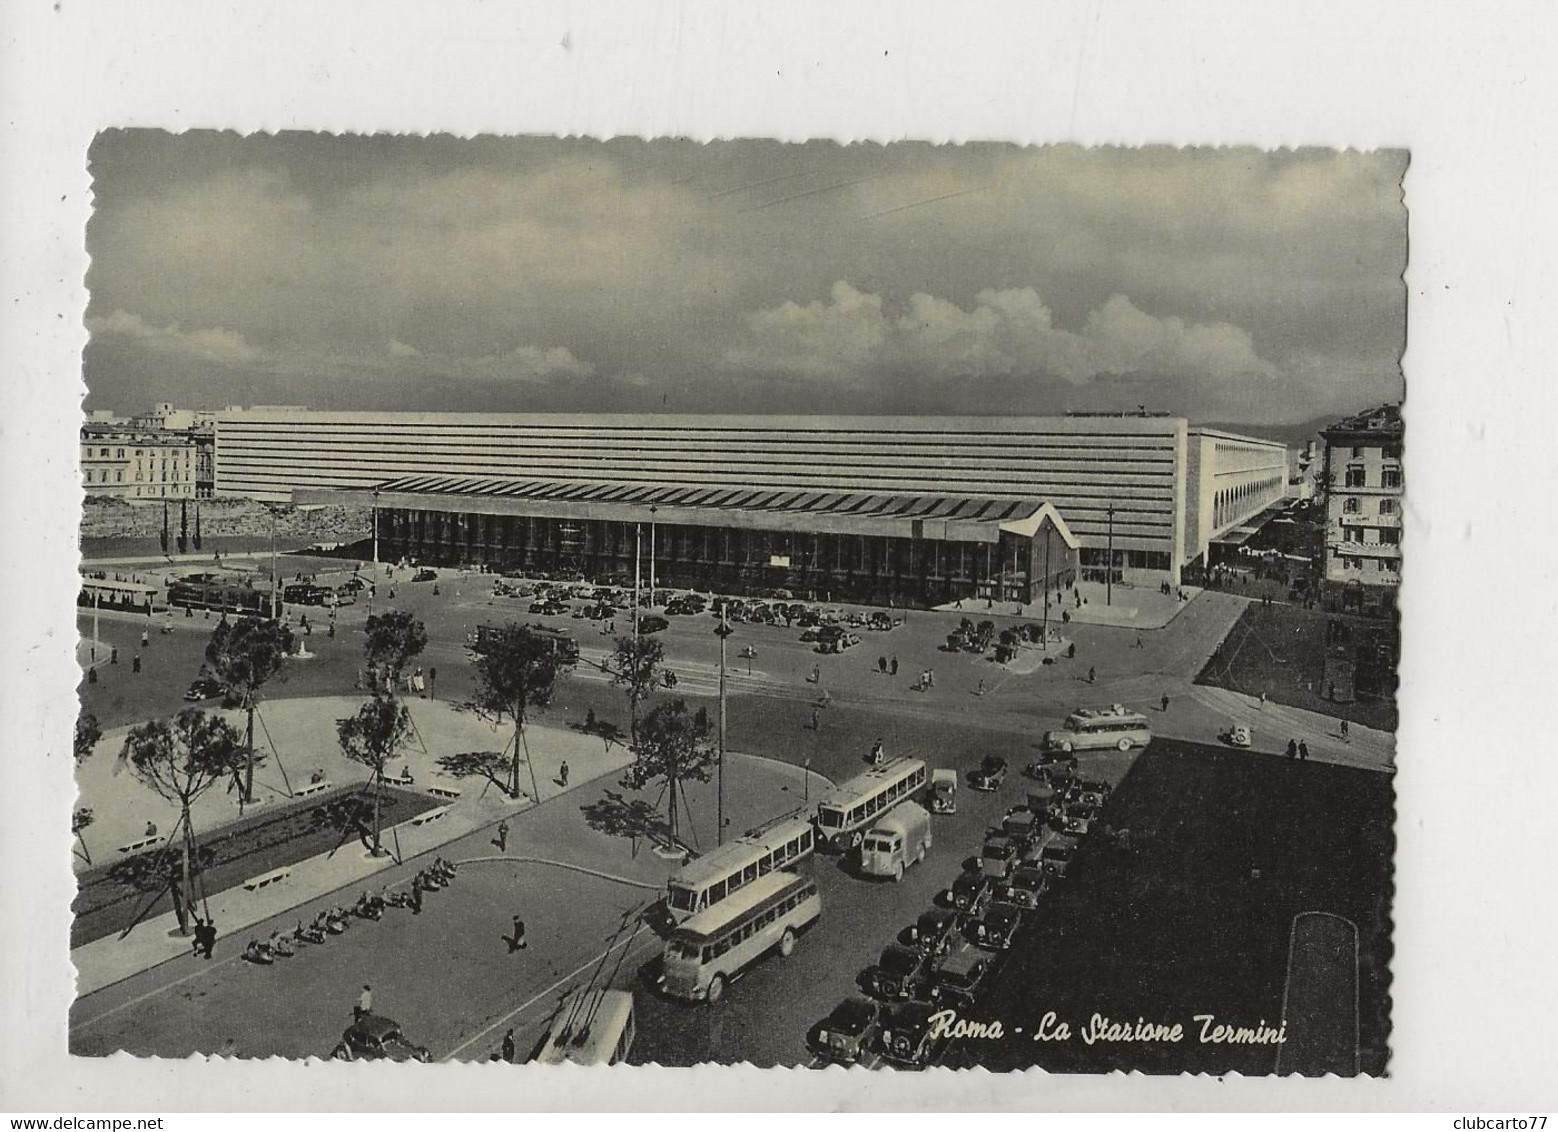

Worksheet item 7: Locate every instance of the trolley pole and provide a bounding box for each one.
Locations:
[714,609,732,846]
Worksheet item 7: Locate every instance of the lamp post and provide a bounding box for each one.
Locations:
[648,506,658,609]
[1041,522,1051,651]
[371,488,380,570]
[1105,505,1115,607]
[713,609,732,846]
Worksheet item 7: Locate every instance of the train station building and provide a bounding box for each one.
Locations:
[215,409,1288,605]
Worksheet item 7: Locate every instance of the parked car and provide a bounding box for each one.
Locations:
[903,908,963,953]
[1063,802,1100,837]
[183,676,224,702]
[1000,865,1049,910]
[808,997,883,1067]
[873,942,934,1000]
[1001,806,1039,843]
[412,569,438,583]
[980,836,1018,880]
[1041,834,1081,879]
[971,902,1024,951]
[1222,724,1253,748]
[948,873,991,915]
[330,1015,431,1062]
[638,615,670,635]
[876,1000,947,1068]
[970,755,1008,792]
[867,611,896,631]
[928,940,991,1007]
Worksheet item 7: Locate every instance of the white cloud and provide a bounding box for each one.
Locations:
[86,309,263,364]
[725,283,1275,385]
[387,339,421,358]
[452,345,594,382]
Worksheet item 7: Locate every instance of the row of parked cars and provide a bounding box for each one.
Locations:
[807,754,1115,1069]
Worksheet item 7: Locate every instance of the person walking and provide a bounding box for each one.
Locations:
[870,738,886,766]
[1340,719,1350,743]
[409,877,424,914]
[1160,693,1170,713]
[510,917,528,952]
[1088,666,1096,684]
[132,653,142,674]
[141,629,150,648]
[199,919,217,959]
[878,656,888,675]
[1298,740,1310,761]
[1286,739,1298,760]
[889,655,898,676]
[976,679,987,696]
[558,761,569,787]
[495,820,510,853]
[811,706,821,732]
[927,668,935,689]
[356,985,373,1019]
[501,1029,517,1063]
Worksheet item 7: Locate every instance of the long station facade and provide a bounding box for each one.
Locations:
[215,409,1288,606]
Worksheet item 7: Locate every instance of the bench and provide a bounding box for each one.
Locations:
[426,784,462,800]
[118,836,161,855]
[408,805,452,828]
[243,866,292,891]
[293,781,332,798]
[384,773,415,787]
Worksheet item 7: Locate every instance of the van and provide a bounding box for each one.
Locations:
[534,988,636,1065]
[858,802,933,882]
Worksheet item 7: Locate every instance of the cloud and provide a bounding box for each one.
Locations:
[725,282,1275,385]
[86,309,263,364]
[387,339,421,358]
[448,345,595,383]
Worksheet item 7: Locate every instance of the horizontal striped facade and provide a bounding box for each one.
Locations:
[214,410,1286,580]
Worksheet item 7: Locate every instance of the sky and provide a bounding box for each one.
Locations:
[83,133,1407,427]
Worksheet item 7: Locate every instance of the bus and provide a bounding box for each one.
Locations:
[666,816,815,921]
[533,988,636,1066]
[78,576,161,614]
[660,872,821,1003]
[1041,704,1153,753]
[814,758,928,851]
[166,573,275,618]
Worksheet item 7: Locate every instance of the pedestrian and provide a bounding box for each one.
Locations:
[811,707,821,731]
[976,679,987,696]
[1066,642,1075,659]
[410,877,423,914]
[1341,719,1350,743]
[191,918,206,958]
[1298,740,1309,761]
[1160,693,1170,713]
[1088,666,1096,684]
[145,820,158,837]
[878,656,887,675]
[1286,739,1298,760]
[889,655,898,676]
[495,820,510,852]
[559,761,570,786]
[356,985,373,1019]
[511,917,528,951]
[870,738,885,766]
[1260,690,1268,706]
[501,1029,517,1063]
[1136,634,1144,649]
[200,919,217,958]
[428,666,437,700]
[110,646,118,665]
[88,666,98,684]
[927,668,935,688]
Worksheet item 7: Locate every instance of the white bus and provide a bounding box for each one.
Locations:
[665,816,816,921]
[1041,704,1153,753]
[858,802,933,882]
[815,757,928,851]
[533,988,636,1065]
[660,872,821,1003]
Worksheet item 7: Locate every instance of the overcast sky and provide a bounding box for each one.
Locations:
[84,133,1406,426]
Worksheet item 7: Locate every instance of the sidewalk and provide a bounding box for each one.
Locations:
[1183,684,1395,773]
[934,580,1201,631]
[71,698,634,995]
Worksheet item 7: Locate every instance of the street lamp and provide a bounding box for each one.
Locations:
[372,487,380,570]
[713,608,733,846]
[1105,505,1115,607]
[648,506,658,609]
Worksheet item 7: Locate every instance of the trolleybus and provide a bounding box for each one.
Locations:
[814,758,927,851]
[665,815,815,921]
[660,872,820,1003]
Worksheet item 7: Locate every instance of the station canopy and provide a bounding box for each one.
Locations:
[300,475,1079,547]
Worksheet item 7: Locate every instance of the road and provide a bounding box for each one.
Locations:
[72,558,1295,1064]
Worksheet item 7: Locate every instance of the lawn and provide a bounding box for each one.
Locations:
[1196,602,1398,731]
[946,739,1393,1076]
[70,783,440,948]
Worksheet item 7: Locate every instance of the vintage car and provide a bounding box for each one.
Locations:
[1001,805,1039,842]
[872,942,934,1001]
[970,755,1008,792]
[808,997,883,1066]
[876,1000,948,1069]
[999,865,1049,910]
[1066,783,1110,809]
[947,873,992,915]
[928,768,958,815]
[979,835,1018,881]
[412,569,438,583]
[183,676,225,702]
[903,907,963,953]
[330,1014,431,1063]
[1063,802,1101,837]
[1222,724,1253,749]
[928,940,992,1007]
[1041,834,1081,879]
[972,902,1024,951]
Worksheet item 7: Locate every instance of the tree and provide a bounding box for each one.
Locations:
[620,698,716,845]
[467,623,575,799]
[205,617,295,805]
[118,708,243,934]
[72,712,103,865]
[365,610,428,695]
[72,807,95,866]
[336,695,415,857]
[610,633,663,742]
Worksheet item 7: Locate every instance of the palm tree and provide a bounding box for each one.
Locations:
[117,708,243,934]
